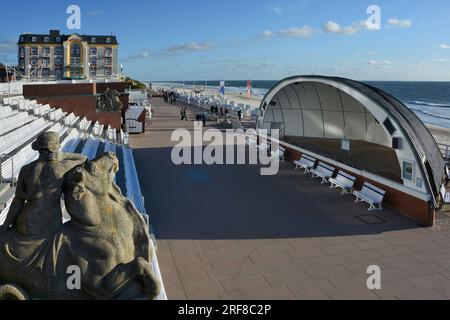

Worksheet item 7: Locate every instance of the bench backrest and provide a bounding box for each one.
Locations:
[361,182,386,202]
[335,171,356,186]
[300,154,316,164]
[317,162,335,173]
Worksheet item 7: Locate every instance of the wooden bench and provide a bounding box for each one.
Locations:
[294,154,316,174]
[310,162,335,184]
[353,182,386,211]
[329,171,357,195]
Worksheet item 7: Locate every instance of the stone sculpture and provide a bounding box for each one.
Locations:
[0,132,160,300]
[97,88,123,112]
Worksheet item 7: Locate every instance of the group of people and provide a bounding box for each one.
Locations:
[162,91,177,105]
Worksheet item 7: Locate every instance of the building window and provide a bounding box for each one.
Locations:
[105,67,112,76]
[30,47,38,55]
[70,57,80,65]
[55,47,63,55]
[90,47,97,56]
[106,38,111,44]
[42,47,50,56]
[20,36,24,42]
[42,68,50,77]
[19,47,25,57]
[42,57,50,67]
[32,36,37,42]
[56,37,61,42]
[55,68,62,77]
[105,57,112,66]
[89,57,97,65]
[91,37,96,43]
[44,37,50,43]
[30,58,38,66]
[105,48,112,56]
[55,56,62,66]
[90,67,97,76]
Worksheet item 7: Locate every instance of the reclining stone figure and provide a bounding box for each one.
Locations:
[0,132,160,300]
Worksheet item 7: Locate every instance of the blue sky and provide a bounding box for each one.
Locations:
[1,0,450,81]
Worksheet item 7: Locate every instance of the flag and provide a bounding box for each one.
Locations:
[219,81,225,95]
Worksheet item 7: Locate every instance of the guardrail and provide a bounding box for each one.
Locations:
[439,144,450,160]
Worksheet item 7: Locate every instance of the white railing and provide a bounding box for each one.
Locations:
[439,144,450,160]
[121,145,167,300]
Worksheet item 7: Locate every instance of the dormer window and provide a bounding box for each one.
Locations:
[20,36,24,42]
[91,37,96,43]
[106,38,111,44]
[44,37,50,43]
[32,36,37,42]
[56,37,61,42]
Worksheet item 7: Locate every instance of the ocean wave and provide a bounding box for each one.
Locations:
[406,100,450,108]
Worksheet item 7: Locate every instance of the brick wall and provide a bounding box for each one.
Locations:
[23,82,126,130]
[284,145,434,226]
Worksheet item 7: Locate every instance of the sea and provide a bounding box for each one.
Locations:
[153,80,450,129]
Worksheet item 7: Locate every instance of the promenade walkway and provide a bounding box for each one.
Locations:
[131,98,450,300]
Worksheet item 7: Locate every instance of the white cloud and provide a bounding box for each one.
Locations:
[276,26,315,38]
[125,50,153,62]
[387,18,412,28]
[262,30,274,38]
[164,42,215,54]
[0,39,17,53]
[368,60,393,65]
[439,44,450,49]
[322,20,369,35]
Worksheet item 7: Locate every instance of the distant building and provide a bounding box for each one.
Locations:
[18,30,119,80]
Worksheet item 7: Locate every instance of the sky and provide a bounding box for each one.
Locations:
[1,0,450,81]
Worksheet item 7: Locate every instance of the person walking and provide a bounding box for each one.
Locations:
[202,112,207,127]
[180,107,188,121]
[238,109,242,121]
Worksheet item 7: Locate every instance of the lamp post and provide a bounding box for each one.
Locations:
[120,64,124,80]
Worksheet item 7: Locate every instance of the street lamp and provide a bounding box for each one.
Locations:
[120,64,124,79]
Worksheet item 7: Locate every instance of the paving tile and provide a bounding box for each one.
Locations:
[308,254,348,267]
[207,269,233,282]
[217,246,256,258]
[288,279,336,295]
[221,276,270,293]
[321,236,358,245]
[265,270,312,287]
[355,239,391,250]
[402,262,447,277]
[256,242,295,254]
[405,241,443,253]
[267,259,313,273]
[397,289,447,300]
[242,286,295,300]
[291,292,331,300]
[167,288,188,300]
[198,249,221,260]
[250,252,293,264]
[328,274,369,291]
[184,281,225,298]
[209,257,254,270]
[343,250,383,262]
[176,259,214,272]
[288,238,328,249]
[411,248,450,263]
[379,255,420,268]
[286,247,327,260]
[229,264,273,278]
[376,245,414,257]
[304,265,351,280]
[342,260,385,275]
[179,270,211,285]
[407,274,450,290]
[322,243,361,255]
[219,291,246,300]
[328,289,380,300]
[376,280,419,298]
